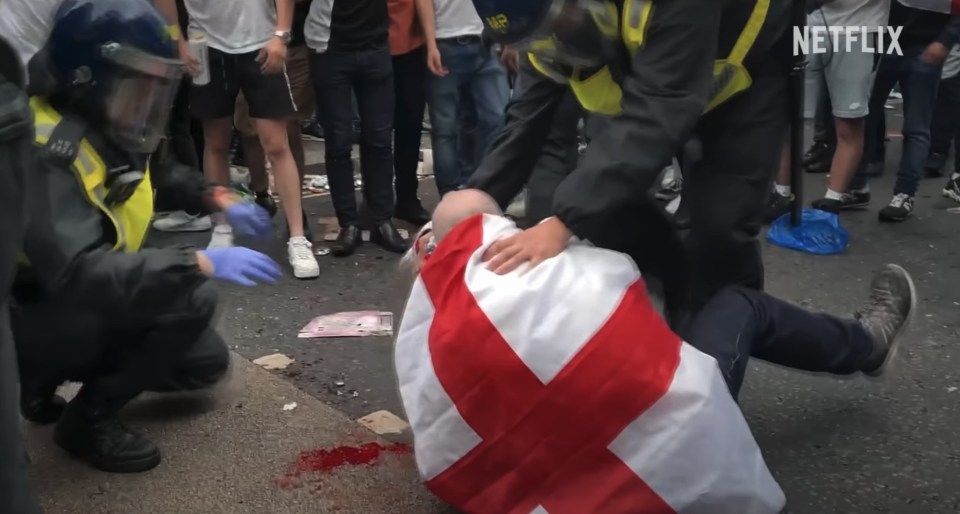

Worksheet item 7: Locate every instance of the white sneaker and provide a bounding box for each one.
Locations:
[207,225,234,249]
[152,211,212,232]
[288,237,320,279]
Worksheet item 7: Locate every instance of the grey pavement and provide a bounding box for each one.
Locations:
[29,112,960,513]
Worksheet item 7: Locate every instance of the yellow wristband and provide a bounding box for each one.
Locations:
[165,24,182,41]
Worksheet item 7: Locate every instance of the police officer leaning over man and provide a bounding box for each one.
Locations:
[469,0,794,333]
[7,0,283,477]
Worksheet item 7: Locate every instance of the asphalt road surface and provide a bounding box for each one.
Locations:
[149,135,960,514]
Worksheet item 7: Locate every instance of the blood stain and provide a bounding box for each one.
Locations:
[274,442,412,490]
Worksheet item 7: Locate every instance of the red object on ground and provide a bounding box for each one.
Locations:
[275,442,412,490]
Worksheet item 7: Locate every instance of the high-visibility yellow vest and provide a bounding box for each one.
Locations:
[30,97,154,253]
[529,0,770,116]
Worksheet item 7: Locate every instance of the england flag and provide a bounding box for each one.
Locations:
[897,0,960,13]
[395,213,785,514]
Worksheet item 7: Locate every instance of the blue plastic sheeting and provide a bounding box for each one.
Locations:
[767,208,850,255]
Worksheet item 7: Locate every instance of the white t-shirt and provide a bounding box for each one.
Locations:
[0,0,63,68]
[807,0,891,31]
[432,0,484,39]
[183,0,277,54]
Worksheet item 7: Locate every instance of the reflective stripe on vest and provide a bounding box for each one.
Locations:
[30,98,154,253]
[531,0,769,116]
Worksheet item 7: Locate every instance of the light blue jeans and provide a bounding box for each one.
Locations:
[426,40,509,194]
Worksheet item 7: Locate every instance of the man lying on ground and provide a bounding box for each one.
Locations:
[394,189,915,514]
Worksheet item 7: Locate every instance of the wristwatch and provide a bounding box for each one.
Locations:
[274,30,292,45]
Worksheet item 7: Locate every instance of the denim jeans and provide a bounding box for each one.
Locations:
[850,48,943,195]
[930,73,960,172]
[426,40,509,194]
[311,46,395,226]
[684,287,873,399]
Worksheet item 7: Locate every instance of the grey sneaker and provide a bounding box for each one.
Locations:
[856,264,917,377]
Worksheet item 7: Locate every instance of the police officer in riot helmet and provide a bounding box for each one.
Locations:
[468,0,793,331]
[0,32,44,514]
[13,0,281,473]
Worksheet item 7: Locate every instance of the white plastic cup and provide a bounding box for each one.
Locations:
[188,32,210,86]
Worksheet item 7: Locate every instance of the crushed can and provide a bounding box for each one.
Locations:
[188,32,210,86]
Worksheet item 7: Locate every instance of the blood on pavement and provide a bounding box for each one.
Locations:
[274,442,412,490]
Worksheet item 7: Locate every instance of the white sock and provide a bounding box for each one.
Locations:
[774,184,791,197]
[825,188,844,201]
[952,172,960,180]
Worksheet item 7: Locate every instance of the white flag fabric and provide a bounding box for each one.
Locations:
[395,214,785,514]
[897,0,960,13]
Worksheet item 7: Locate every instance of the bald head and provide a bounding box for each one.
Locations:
[432,189,502,241]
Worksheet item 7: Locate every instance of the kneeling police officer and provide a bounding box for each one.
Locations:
[12,0,282,473]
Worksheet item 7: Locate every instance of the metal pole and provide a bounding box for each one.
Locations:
[789,0,808,227]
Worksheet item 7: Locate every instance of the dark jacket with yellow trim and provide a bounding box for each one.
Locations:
[468,0,792,243]
[13,101,214,321]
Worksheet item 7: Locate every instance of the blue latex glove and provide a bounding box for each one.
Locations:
[225,201,272,238]
[202,248,282,286]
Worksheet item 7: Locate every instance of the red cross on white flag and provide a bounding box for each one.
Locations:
[395,214,785,514]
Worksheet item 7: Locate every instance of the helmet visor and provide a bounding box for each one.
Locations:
[100,42,183,153]
[514,0,619,68]
[104,71,179,153]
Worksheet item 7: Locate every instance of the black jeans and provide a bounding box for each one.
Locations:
[153,79,202,213]
[13,282,230,412]
[686,286,873,399]
[392,46,427,206]
[930,73,960,172]
[311,46,396,226]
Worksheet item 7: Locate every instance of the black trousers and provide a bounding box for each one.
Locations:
[153,79,201,213]
[930,73,960,171]
[392,46,427,206]
[688,286,872,399]
[13,282,230,413]
[676,70,789,319]
[311,46,396,226]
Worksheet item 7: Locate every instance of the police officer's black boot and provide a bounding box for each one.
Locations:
[53,387,161,473]
[20,381,67,425]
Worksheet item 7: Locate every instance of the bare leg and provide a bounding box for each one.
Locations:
[202,117,233,226]
[254,118,303,237]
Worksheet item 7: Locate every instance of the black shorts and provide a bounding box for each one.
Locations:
[190,47,297,120]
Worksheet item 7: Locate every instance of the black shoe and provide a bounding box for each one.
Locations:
[802,141,832,166]
[878,194,914,223]
[811,190,871,213]
[395,200,431,226]
[655,176,683,201]
[925,152,947,177]
[370,221,408,253]
[331,225,361,257]
[763,192,795,224]
[54,401,161,473]
[21,383,67,425]
[856,264,916,376]
[802,142,834,173]
[254,192,278,218]
[942,174,960,203]
[301,120,324,141]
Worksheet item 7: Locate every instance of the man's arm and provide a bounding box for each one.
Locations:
[552,0,720,241]
[466,53,568,208]
[275,0,293,32]
[414,0,437,43]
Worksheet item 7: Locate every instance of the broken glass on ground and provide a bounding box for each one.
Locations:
[299,311,394,338]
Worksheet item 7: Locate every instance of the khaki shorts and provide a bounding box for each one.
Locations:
[234,44,315,136]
